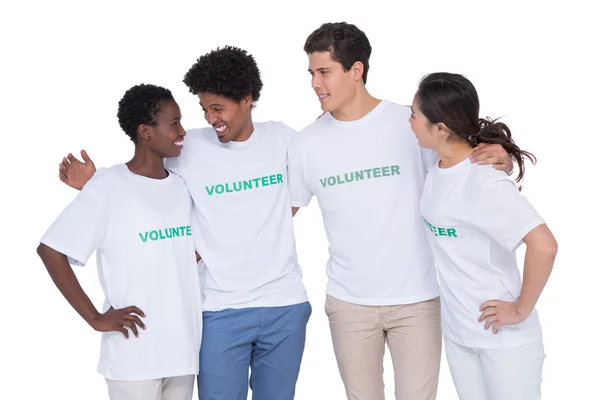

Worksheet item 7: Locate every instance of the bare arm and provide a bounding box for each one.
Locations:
[515,224,558,314]
[37,243,145,338]
[479,224,558,333]
[292,207,300,217]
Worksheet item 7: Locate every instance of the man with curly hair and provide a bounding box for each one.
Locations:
[39,84,202,400]
[57,48,311,400]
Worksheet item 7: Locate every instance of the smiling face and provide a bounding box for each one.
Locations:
[199,92,252,143]
[308,51,360,113]
[140,99,186,158]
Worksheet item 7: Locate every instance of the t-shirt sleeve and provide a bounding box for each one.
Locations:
[286,137,314,207]
[40,185,109,267]
[420,147,437,173]
[474,175,545,252]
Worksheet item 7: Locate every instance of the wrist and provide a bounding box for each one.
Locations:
[515,298,534,318]
[85,309,102,328]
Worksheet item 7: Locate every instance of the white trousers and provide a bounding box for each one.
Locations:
[444,338,545,400]
[106,375,195,400]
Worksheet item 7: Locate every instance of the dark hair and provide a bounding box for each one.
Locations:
[117,84,174,144]
[183,45,263,103]
[416,72,535,182]
[304,22,372,84]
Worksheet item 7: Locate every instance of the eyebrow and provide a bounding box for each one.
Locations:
[199,103,224,108]
[308,67,331,72]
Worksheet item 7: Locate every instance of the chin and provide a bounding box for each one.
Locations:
[320,103,333,113]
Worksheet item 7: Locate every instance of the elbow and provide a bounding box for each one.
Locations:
[36,243,46,258]
[548,237,559,260]
[538,235,558,263]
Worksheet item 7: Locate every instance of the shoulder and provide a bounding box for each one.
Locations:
[184,127,216,144]
[289,114,332,151]
[85,164,122,191]
[382,100,411,116]
[257,121,298,141]
[470,163,520,195]
[78,164,125,208]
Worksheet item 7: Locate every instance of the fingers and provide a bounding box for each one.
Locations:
[124,313,146,331]
[480,300,499,311]
[470,143,504,164]
[478,307,496,322]
[67,152,83,165]
[123,319,139,337]
[122,306,145,317]
[59,172,68,183]
[117,325,129,339]
[484,315,498,330]
[492,321,503,334]
[61,157,70,170]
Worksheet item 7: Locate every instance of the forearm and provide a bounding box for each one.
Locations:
[517,238,557,315]
[37,244,100,324]
[292,207,300,217]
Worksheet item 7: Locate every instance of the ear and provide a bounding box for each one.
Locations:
[243,94,253,109]
[436,122,450,137]
[138,124,152,142]
[351,61,364,82]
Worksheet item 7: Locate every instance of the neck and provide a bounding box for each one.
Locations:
[435,140,474,168]
[331,85,381,121]
[126,147,168,179]
[233,117,255,142]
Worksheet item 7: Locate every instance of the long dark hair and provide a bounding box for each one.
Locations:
[416,72,535,182]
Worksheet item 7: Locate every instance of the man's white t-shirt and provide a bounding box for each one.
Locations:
[40,164,203,381]
[287,100,439,305]
[165,122,307,312]
[420,157,544,349]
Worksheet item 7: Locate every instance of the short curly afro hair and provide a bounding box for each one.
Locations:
[183,46,263,103]
[117,84,174,143]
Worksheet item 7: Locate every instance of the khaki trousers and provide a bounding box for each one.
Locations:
[106,375,195,400]
[325,295,442,400]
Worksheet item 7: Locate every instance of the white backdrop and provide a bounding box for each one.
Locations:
[1,0,597,399]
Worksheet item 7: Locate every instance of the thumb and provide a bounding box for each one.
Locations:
[81,149,94,165]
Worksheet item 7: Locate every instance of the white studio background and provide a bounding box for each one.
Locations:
[1,0,597,399]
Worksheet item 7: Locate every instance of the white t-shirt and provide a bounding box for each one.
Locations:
[40,164,203,381]
[420,157,544,349]
[287,100,439,305]
[165,122,307,312]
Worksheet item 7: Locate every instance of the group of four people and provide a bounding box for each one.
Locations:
[37,22,558,400]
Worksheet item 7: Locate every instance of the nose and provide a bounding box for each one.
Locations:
[179,126,186,137]
[311,74,321,90]
[204,110,217,126]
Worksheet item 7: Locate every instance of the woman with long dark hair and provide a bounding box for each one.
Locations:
[409,72,558,400]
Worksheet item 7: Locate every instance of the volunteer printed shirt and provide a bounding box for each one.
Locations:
[420,157,544,349]
[40,164,202,381]
[165,122,307,311]
[287,100,439,305]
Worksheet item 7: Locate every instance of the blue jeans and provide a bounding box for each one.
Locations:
[197,301,312,400]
